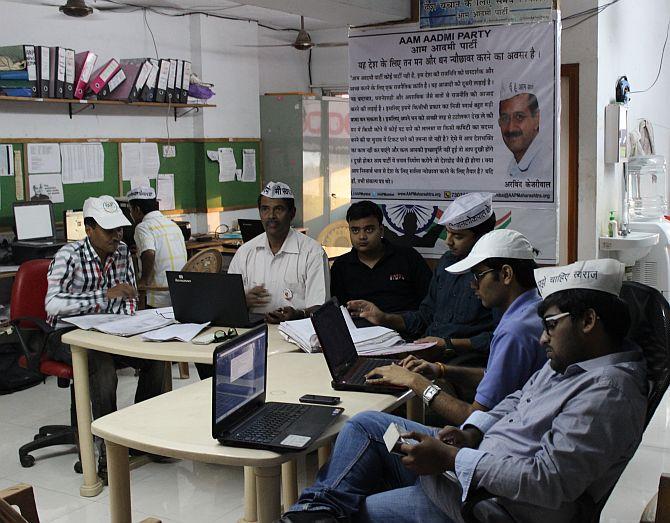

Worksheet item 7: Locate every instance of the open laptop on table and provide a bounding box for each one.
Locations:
[167,271,265,328]
[311,300,405,394]
[212,325,343,451]
[238,219,265,243]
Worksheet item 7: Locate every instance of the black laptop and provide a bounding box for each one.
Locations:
[167,271,265,328]
[212,325,343,451]
[310,300,405,394]
[239,219,265,243]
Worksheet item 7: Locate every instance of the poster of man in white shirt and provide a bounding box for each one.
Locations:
[498,80,552,180]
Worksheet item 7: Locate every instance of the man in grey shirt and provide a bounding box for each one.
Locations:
[279,258,648,523]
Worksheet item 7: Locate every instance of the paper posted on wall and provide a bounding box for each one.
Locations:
[0,144,14,176]
[157,173,175,210]
[241,149,256,182]
[60,143,104,184]
[121,142,160,180]
[29,173,64,203]
[27,143,61,174]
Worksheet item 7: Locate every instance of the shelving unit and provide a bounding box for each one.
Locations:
[0,95,215,120]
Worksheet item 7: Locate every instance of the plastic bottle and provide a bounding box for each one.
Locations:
[608,210,618,238]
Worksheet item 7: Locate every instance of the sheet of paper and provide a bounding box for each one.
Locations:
[157,173,175,210]
[62,308,175,336]
[230,349,254,382]
[121,142,160,180]
[130,176,151,189]
[218,147,237,182]
[14,149,23,199]
[142,322,210,342]
[357,341,436,357]
[60,143,104,184]
[29,173,64,203]
[241,149,256,182]
[27,143,61,174]
[206,150,218,161]
[0,144,14,176]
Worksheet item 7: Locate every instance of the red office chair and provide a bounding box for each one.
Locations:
[11,259,80,472]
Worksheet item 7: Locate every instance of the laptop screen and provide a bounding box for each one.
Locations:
[64,210,86,241]
[310,301,358,378]
[214,327,267,425]
[239,219,265,243]
[13,201,55,241]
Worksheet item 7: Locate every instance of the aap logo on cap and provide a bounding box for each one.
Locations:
[103,200,118,213]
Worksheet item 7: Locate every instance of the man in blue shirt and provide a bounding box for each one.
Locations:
[349,193,498,358]
[279,259,647,523]
[365,229,545,426]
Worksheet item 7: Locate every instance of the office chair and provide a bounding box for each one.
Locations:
[460,281,670,523]
[10,259,80,471]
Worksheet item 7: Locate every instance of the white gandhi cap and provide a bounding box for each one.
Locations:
[446,229,536,274]
[83,195,131,230]
[534,259,625,299]
[126,186,156,200]
[438,192,494,229]
[261,181,294,199]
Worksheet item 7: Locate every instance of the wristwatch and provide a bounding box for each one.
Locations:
[443,338,455,353]
[422,384,441,406]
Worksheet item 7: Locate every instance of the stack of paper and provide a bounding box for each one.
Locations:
[62,307,175,337]
[142,322,210,342]
[278,305,430,356]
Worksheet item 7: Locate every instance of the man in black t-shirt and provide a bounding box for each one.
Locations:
[330,201,432,319]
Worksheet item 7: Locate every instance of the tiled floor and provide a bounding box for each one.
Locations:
[1,365,667,522]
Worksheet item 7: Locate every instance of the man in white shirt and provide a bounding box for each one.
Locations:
[127,186,187,308]
[228,181,329,323]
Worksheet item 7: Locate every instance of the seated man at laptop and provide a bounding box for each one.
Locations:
[228,181,329,324]
[349,192,498,361]
[366,229,545,425]
[45,195,165,478]
[280,258,647,523]
[330,201,432,324]
[127,186,187,308]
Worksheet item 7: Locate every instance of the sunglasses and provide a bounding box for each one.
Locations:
[541,312,571,333]
[471,268,497,284]
[214,328,238,342]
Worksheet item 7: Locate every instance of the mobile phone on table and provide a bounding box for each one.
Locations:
[298,394,341,406]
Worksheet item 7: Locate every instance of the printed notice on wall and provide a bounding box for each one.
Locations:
[419,0,553,28]
[348,20,560,262]
[27,143,61,174]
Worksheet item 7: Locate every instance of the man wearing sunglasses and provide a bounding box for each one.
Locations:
[279,258,647,523]
[366,229,545,427]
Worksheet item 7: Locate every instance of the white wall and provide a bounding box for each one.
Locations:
[596,0,670,239]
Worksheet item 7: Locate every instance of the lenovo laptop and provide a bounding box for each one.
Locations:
[212,325,343,451]
[239,219,265,243]
[167,271,265,328]
[310,300,405,394]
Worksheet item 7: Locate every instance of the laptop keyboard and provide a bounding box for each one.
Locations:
[233,403,310,444]
[347,358,396,384]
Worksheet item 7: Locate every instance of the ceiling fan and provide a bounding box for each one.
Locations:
[244,16,347,51]
[49,0,124,17]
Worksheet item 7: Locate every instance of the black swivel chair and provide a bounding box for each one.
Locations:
[461,281,670,523]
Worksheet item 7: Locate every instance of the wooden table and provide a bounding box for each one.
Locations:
[92,353,413,523]
[184,239,239,257]
[61,324,297,498]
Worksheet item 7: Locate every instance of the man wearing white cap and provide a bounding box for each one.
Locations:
[498,80,551,179]
[228,181,329,323]
[279,258,647,523]
[365,229,545,425]
[350,192,497,361]
[45,195,164,478]
[127,186,187,308]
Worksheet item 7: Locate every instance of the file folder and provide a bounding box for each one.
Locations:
[23,45,38,97]
[129,59,151,102]
[174,59,183,103]
[107,58,143,101]
[73,51,97,99]
[56,47,66,98]
[155,59,170,103]
[48,47,56,98]
[180,60,191,103]
[99,68,126,98]
[140,59,159,102]
[166,58,177,103]
[39,46,50,97]
[88,58,120,94]
[64,49,75,99]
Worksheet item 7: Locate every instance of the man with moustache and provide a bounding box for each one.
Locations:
[228,181,330,323]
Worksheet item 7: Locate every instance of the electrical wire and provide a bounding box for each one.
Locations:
[562,0,623,30]
[142,8,171,147]
[630,15,670,94]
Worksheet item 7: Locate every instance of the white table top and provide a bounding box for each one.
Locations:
[91,352,412,468]
[62,323,297,364]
